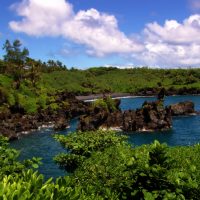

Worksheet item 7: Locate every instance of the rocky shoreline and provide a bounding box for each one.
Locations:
[0,90,198,140]
[76,87,200,101]
[78,98,196,132]
[0,92,89,140]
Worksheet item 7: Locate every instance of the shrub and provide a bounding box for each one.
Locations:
[49,102,60,111]
[7,92,15,106]
[0,136,41,179]
[0,136,102,200]
[54,131,200,200]
[16,93,38,114]
[104,96,117,112]
[37,94,48,109]
[92,98,108,111]
[92,96,117,112]
[54,130,127,172]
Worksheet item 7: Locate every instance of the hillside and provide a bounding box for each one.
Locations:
[41,67,200,94]
[1,39,200,116]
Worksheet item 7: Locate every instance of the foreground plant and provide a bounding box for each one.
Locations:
[0,136,104,200]
[54,131,200,199]
[54,130,126,172]
[1,132,200,199]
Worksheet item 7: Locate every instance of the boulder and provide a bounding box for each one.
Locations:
[123,110,137,131]
[78,109,109,131]
[103,111,123,129]
[170,101,195,116]
[54,117,69,131]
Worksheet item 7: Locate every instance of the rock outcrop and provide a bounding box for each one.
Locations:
[53,116,69,131]
[78,100,172,132]
[1,90,198,140]
[0,92,89,140]
[170,101,195,116]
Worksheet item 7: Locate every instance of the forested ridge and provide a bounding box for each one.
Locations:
[1,39,200,114]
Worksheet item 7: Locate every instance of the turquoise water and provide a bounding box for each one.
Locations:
[10,95,200,178]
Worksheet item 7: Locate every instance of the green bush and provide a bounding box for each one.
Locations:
[54,130,127,172]
[104,96,117,112]
[7,92,15,106]
[0,136,104,200]
[17,93,38,114]
[92,96,117,112]
[49,102,60,111]
[92,98,108,110]
[1,131,200,200]
[0,74,12,88]
[0,136,41,179]
[37,94,48,109]
[54,131,200,199]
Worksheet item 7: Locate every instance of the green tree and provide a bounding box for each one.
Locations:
[3,39,29,64]
[25,58,41,86]
[3,39,29,88]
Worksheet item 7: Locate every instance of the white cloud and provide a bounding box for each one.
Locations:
[9,0,200,67]
[136,15,200,67]
[9,0,143,56]
[10,0,73,36]
[144,15,200,44]
[62,8,144,56]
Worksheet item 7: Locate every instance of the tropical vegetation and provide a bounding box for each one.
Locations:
[1,130,200,199]
[1,39,200,199]
[1,39,200,114]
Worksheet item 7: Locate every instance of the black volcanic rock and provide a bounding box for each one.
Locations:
[170,101,195,116]
[0,91,90,140]
[54,117,69,131]
[78,100,172,132]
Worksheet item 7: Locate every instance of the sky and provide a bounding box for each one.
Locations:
[1,0,200,68]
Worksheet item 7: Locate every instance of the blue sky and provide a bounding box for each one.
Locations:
[1,0,200,68]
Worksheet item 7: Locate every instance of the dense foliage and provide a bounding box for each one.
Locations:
[0,39,67,114]
[1,39,200,114]
[0,136,102,200]
[54,130,126,172]
[54,130,200,199]
[1,129,200,199]
[42,67,200,94]
[1,39,200,199]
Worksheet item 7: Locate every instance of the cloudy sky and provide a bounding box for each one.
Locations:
[1,0,200,68]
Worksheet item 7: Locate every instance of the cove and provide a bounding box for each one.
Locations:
[10,95,200,178]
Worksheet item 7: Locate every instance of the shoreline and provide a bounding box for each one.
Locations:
[3,92,200,140]
[76,93,132,101]
[76,93,200,101]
